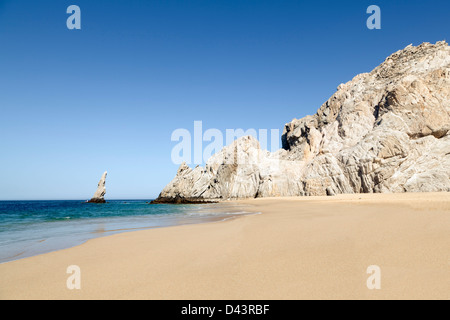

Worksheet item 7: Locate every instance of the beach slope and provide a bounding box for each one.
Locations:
[1,192,449,300]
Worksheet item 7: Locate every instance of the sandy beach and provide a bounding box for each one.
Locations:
[1,192,449,300]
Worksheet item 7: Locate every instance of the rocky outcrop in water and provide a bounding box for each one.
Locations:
[154,41,450,202]
[88,171,107,203]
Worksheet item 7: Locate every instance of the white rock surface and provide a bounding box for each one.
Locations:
[155,41,450,202]
[88,171,107,203]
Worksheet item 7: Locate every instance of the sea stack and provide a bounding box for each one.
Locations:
[88,171,107,203]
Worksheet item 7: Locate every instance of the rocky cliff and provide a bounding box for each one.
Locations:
[155,41,450,202]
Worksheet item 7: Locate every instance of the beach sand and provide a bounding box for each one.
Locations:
[1,192,449,300]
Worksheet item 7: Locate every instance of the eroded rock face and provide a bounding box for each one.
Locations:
[155,41,450,202]
[88,171,107,203]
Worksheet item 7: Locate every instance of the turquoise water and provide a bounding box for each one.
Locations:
[0,200,252,263]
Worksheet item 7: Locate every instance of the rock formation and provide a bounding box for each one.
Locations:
[88,171,107,203]
[154,41,450,202]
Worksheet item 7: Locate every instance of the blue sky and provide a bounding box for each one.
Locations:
[0,0,448,200]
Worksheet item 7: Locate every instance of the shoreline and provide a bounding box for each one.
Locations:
[1,192,449,299]
[0,212,257,266]
[0,201,257,264]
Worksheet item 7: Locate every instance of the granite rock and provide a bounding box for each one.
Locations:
[88,171,107,203]
[154,41,450,202]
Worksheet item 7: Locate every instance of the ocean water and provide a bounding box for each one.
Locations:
[0,200,253,263]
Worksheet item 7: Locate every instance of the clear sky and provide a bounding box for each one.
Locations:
[0,0,448,200]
